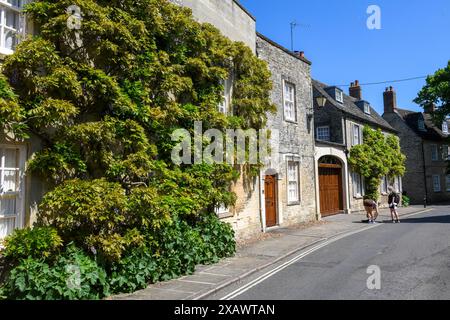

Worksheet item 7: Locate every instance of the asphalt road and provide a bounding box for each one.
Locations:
[226,208,450,300]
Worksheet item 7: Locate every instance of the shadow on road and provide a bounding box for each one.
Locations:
[398,214,450,224]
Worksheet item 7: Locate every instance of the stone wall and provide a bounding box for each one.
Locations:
[171,0,256,52]
[256,34,317,227]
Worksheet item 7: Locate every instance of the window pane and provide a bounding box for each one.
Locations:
[2,170,17,192]
[0,197,16,216]
[0,217,16,239]
[5,9,19,29]
[4,30,18,50]
[4,148,18,168]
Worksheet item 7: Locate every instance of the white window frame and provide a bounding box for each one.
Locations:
[316,126,330,141]
[364,104,371,115]
[381,175,388,194]
[0,0,27,55]
[283,80,296,122]
[352,172,365,198]
[0,144,26,241]
[446,175,450,192]
[215,204,229,216]
[442,122,449,135]
[433,175,441,193]
[287,160,300,204]
[335,89,343,103]
[431,144,439,161]
[352,124,362,146]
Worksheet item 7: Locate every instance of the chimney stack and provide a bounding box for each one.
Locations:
[383,86,397,113]
[294,51,305,59]
[424,103,436,114]
[349,80,362,100]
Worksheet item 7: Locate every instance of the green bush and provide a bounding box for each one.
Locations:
[195,213,236,264]
[402,195,410,207]
[1,244,109,300]
[2,227,62,262]
[37,179,141,262]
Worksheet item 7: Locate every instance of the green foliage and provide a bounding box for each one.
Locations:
[37,179,142,263]
[2,227,62,262]
[1,244,109,300]
[349,126,406,200]
[415,61,450,123]
[402,195,410,207]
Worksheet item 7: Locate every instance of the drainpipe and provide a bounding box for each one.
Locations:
[343,113,351,214]
[421,141,429,207]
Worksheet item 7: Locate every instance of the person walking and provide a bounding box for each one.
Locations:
[388,186,401,223]
[363,198,379,224]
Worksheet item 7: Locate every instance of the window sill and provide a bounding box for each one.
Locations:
[353,195,364,199]
[287,201,301,206]
[217,212,234,219]
[284,120,298,125]
[0,48,14,56]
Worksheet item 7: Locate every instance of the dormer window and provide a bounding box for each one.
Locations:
[442,121,448,135]
[325,86,344,104]
[418,119,426,131]
[335,89,343,103]
[356,100,371,115]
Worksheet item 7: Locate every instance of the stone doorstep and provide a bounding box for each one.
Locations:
[112,206,429,300]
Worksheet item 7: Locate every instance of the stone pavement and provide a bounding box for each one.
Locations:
[111,205,430,300]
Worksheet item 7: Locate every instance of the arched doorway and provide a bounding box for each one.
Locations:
[318,156,344,217]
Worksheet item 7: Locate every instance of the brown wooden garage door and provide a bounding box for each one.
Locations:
[319,164,343,217]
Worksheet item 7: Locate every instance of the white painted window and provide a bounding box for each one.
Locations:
[1,145,25,240]
[287,161,300,203]
[316,126,330,141]
[215,204,229,216]
[335,90,343,103]
[446,175,450,192]
[352,172,364,198]
[352,124,362,146]
[364,104,371,115]
[381,175,388,194]
[0,0,27,55]
[431,144,438,161]
[218,79,228,115]
[433,175,441,192]
[283,81,296,122]
[442,122,448,135]
[393,176,402,193]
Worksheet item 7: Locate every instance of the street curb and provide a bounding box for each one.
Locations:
[192,207,432,300]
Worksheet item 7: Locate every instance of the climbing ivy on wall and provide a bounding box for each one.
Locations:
[348,126,406,201]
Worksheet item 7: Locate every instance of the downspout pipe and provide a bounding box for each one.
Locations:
[421,141,429,207]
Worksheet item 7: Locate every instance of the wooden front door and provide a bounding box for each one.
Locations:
[264,175,277,228]
[319,164,343,217]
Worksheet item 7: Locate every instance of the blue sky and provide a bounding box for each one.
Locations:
[239,0,450,114]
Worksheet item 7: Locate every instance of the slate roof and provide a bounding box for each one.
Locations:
[312,79,397,133]
[257,32,312,65]
[396,108,449,141]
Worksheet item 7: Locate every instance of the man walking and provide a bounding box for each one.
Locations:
[388,186,401,223]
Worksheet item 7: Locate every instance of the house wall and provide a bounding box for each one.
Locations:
[256,35,317,227]
[345,118,397,212]
[171,0,256,52]
[422,141,450,204]
[383,112,426,205]
[313,105,345,144]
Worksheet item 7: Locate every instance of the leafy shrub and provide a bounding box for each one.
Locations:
[1,244,109,300]
[37,179,141,262]
[195,213,236,264]
[402,195,410,207]
[2,227,62,262]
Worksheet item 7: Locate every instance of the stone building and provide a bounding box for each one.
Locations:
[174,0,317,239]
[382,87,450,205]
[313,80,402,217]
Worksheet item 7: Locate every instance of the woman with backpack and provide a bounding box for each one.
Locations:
[388,186,401,223]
